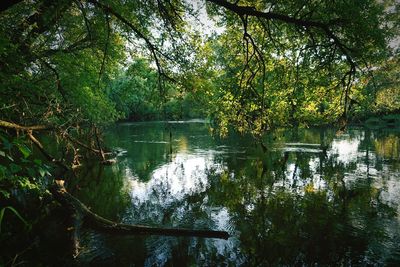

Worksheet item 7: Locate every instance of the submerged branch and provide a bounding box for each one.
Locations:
[64,133,103,155]
[93,126,106,162]
[51,180,230,242]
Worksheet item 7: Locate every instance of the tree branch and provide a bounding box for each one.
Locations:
[207,0,355,67]
[87,0,163,74]
[40,60,68,101]
[98,11,110,86]
[0,120,52,131]
[0,119,70,170]
[207,0,339,29]
[51,180,230,250]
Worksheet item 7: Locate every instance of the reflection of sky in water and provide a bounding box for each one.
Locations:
[329,136,361,164]
[125,152,223,204]
[281,158,327,193]
[328,133,400,212]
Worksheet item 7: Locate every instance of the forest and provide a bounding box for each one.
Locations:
[1,0,400,266]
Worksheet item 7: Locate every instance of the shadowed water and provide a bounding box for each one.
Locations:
[70,121,400,266]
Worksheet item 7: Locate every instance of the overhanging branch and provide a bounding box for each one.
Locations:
[207,0,338,29]
[87,0,163,76]
[206,0,356,67]
[0,120,52,131]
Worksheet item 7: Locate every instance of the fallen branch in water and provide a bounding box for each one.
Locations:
[93,125,106,162]
[64,130,115,165]
[64,133,112,156]
[50,180,229,257]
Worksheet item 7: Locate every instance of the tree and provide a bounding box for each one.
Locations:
[203,0,398,135]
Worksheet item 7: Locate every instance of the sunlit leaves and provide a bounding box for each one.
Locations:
[201,0,397,135]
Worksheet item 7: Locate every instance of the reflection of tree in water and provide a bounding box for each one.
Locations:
[70,163,132,221]
[205,129,399,266]
[117,153,243,266]
[374,133,400,161]
[74,125,400,265]
[103,122,214,181]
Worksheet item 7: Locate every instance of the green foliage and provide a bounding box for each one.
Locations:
[108,59,160,120]
[0,131,50,253]
[0,131,50,199]
[0,0,397,197]
[370,57,400,114]
[0,1,398,264]
[0,0,397,133]
[203,0,398,135]
[108,59,208,120]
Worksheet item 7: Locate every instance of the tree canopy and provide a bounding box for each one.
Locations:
[0,0,398,132]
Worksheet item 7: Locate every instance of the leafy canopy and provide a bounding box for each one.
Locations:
[0,0,398,133]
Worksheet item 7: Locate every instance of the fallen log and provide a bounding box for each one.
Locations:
[51,180,229,255]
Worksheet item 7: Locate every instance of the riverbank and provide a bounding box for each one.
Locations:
[351,113,400,129]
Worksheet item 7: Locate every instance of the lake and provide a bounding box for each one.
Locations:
[69,121,400,266]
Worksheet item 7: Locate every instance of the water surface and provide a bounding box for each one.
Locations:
[72,121,400,266]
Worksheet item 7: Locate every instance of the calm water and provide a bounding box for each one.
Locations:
[70,121,400,266]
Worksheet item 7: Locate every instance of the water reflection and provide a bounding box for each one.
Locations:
[73,122,400,266]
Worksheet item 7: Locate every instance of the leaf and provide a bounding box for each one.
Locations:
[18,144,31,158]
[0,165,7,178]
[0,208,4,232]
[2,139,12,150]
[0,150,5,157]
[39,168,46,177]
